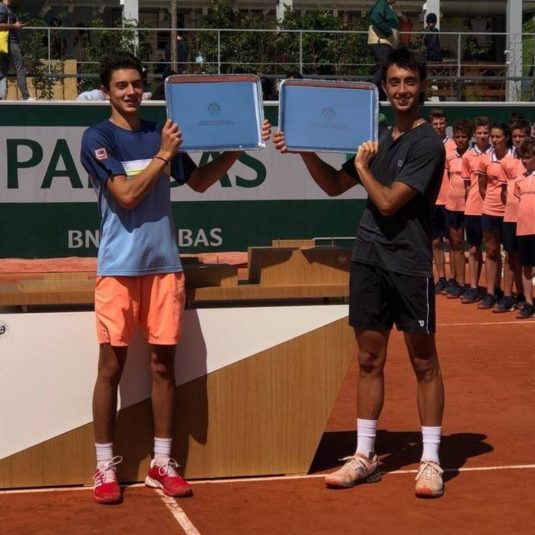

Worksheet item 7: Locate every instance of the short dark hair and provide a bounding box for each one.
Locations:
[381,46,427,104]
[452,118,474,138]
[429,108,446,121]
[510,120,531,136]
[426,13,438,24]
[508,111,526,124]
[382,46,427,83]
[473,116,490,128]
[99,52,143,89]
[518,138,535,158]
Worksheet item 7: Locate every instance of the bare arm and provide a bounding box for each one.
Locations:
[106,119,180,209]
[463,172,472,201]
[273,131,356,196]
[187,119,272,193]
[187,151,241,192]
[478,173,488,200]
[355,141,417,216]
[0,21,24,31]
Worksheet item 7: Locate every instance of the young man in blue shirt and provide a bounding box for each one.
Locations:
[81,52,269,504]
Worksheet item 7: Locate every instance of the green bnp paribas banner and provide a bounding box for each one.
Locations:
[0,101,533,258]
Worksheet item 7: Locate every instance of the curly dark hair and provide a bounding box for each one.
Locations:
[99,52,143,89]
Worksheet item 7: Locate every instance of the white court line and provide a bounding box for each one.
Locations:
[156,489,201,535]
[2,463,535,494]
[437,320,534,326]
[187,463,535,484]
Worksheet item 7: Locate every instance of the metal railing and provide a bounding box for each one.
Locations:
[14,26,535,101]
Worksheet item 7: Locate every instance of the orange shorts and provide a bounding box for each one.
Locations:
[94,272,185,346]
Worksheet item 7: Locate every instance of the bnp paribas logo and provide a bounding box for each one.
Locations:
[208,102,222,116]
[321,107,335,120]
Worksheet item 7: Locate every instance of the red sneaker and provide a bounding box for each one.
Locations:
[93,456,123,504]
[145,458,192,497]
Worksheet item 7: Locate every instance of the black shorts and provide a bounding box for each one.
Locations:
[518,235,535,267]
[431,205,447,240]
[482,214,504,239]
[502,222,519,253]
[349,262,436,333]
[445,209,465,231]
[465,215,483,246]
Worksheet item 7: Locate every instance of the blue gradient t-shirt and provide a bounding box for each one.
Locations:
[81,119,197,276]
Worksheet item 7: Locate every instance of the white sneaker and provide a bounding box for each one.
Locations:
[415,460,444,498]
[324,452,381,488]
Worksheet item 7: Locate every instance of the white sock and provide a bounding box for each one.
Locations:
[356,418,378,458]
[154,436,172,464]
[421,426,441,464]
[95,442,113,470]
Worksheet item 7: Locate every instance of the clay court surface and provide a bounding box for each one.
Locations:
[2,295,534,534]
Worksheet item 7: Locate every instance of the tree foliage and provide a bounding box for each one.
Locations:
[188,0,373,78]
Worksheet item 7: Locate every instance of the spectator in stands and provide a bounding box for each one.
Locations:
[0,0,33,100]
[164,33,187,74]
[73,22,90,64]
[422,13,442,63]
[47,16,67,60]
[398,11,412,46]
[367,0,399,99]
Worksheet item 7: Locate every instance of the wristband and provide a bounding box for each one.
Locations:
[154,156,169,164]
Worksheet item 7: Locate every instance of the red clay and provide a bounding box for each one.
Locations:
[2,293,535,534]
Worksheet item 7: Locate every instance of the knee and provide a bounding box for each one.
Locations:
[486,247,500,261]
[449,239,464,251]
[151,355,175,382]
[358,350,385,376]
[97,360,124,386]
[412,354,440,382]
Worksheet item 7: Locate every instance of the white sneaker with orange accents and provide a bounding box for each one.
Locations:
[415,460,444,498]
[324,452,381,488]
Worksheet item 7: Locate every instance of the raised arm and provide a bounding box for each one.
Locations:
[188,119,272,192]
[273,131,356,196]
[106,119,180,209]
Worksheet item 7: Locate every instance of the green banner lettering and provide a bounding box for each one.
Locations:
[236,154,266,188]
[41,139,83,189]
[7,140,43,189]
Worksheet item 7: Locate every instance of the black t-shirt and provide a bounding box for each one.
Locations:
[342,122,445,277]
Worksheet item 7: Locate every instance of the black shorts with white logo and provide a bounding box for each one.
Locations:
[349,262,436,333]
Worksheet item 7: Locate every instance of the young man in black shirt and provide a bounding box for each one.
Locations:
[274,47,446,498]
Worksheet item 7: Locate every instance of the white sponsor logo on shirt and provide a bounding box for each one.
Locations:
[95,148,108,161]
